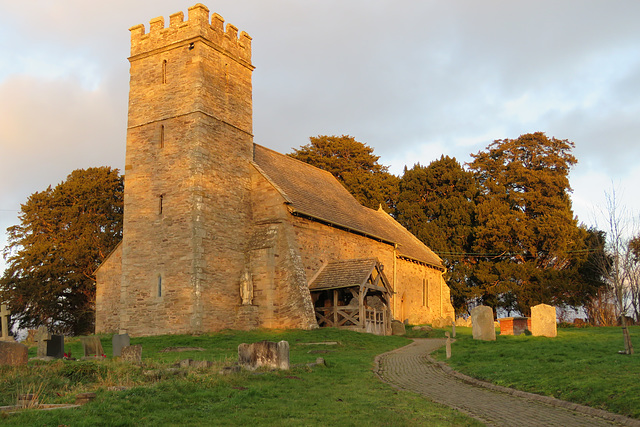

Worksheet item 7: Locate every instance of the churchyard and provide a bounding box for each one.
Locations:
[0,325,638,425]
[0,328,478,426]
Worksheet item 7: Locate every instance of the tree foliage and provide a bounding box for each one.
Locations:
[0,167,123,335]
[395,156,477,312]
[467,132,590,314]
[289,135,399,211]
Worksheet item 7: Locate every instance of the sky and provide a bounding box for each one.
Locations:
[1,1,639,275]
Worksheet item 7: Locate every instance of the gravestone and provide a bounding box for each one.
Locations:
[112,333,131,357]
[46,335,65,359]
[451,321,456,338]
[0,304,13,341]
[121,344,142,363]
[0,341,28,366]
[455,317,472,327]
[471,305,496,341]
[390,320,406,336]
[81,336,104,359]
[445,331,452,359]
[35,326,51,358]
[499,317,530,336]
[531,303,557,337]
[238,340,289,370]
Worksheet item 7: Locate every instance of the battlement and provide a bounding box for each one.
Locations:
[129,3,252,65]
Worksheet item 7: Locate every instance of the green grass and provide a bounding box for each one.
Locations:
[1,329,480,426]
[433,325,640,418]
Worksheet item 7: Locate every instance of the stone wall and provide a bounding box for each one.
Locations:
[95,243,122,333]
[117,6,254,336]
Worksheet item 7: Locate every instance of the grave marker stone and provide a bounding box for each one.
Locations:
[121,344,142,363]
[238,340,289,370]
[0,341,28,366]
[499,317,530,336]
[35,326,51,358]
[451,321,456,338]
[112,333,131,357]
[445,332,452,359]
[0,304,12,341]
[46,335,65,359]
[471,305,496,341]
[391,320,406,335]
[81,336,104,359]
[531,303,557,337]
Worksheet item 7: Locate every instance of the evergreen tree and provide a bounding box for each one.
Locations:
[289,135,399,211]
[0,167,123,335]
[396,156,477,313]
[468,132,583,314]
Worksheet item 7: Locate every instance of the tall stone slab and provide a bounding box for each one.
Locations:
[471,305,496,341]
[112,333,131,357]
[531,304,557,337]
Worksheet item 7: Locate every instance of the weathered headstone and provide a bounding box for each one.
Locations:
[46,335,65,359]
[445,331,452,359]
[451,321,456,338]
[0,341,28,366]
[238,340,289,370]
[498,317,530,336]
[391,320,406,335]
[471,305,496,341]
[112,333,131,357]
[121,344,142,363]
[81,336,104,359]
[530,303,557,337]
[0,304,13,341]
[34,326,51,358]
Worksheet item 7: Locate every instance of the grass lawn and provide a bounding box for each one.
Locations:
[433,325,640,419]
[0,328,480,426]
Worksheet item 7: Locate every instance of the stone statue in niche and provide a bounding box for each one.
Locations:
[240,268,253,306]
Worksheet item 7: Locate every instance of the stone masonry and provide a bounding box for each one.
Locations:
[95,4,454,336]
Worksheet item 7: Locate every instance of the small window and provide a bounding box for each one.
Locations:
[162,60,167,84]
[423,278,429,307]
[158,275,162,297]
[160,125,165,148]
[159,194,164,215]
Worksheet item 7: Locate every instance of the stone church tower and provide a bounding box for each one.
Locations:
[120,4,255,334]
[96,4,455,336]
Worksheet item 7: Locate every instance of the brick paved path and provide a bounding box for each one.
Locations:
[375,339,638,427]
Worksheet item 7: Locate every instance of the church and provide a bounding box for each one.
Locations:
[95,4,455,336]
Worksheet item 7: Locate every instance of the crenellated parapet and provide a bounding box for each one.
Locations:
[129,3,252,65]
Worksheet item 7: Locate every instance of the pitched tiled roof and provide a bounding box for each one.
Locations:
[309,259,378,290]
[252,144,443,269]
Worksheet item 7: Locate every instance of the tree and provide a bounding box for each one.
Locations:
[0,167,123,335]
[629,235,640,323]
[395,156,477,313]
[289,135,399,211]
[591,188,635,353]
[467,132,584,314]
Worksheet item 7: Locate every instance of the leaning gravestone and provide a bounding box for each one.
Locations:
[46,335,65,359]
[391,320,406,335]
[121,344,142,364]
[238,340,289,370]
[471,305,496,341]
[0,304,13,341]
[112,333,131,357]
[34,326,51,358]
[81,336,105,359]
[531,303,557,337]
[0,341,28,366]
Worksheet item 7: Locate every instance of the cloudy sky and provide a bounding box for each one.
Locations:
[1,1,639,275]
